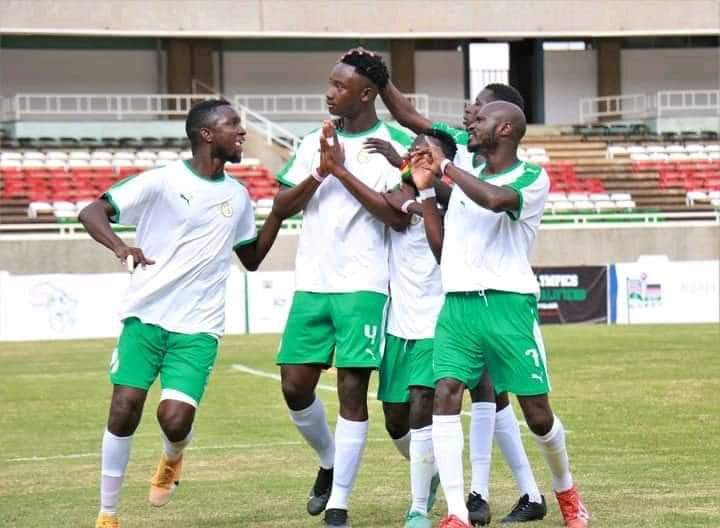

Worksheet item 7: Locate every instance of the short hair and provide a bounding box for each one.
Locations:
[185,98,232,145]
[483,84,525,111]
[341,51,390,89]
[419,128,457,160]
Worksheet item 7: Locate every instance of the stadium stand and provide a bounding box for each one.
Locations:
[0,147,278,224]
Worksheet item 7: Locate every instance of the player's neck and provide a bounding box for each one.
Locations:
[340,109,379,135]
[189,156,225,180]
[482,148,519,175]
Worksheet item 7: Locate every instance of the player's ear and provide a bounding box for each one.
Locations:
[200,127,213,144]
[498,120,512,138]
[360,86,376,103]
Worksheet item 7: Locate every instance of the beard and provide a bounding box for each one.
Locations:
[216,145,242,164]
[468,130,497,154]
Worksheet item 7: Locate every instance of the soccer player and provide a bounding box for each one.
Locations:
[342,129,457,528]
[80,99,285,528]
[410,101,589,528]
[271,51,412,528]
[374,70,546,524]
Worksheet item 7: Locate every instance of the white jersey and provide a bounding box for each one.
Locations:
[104,160,257,336]
[441,160,549,295]
[387,213,444,340]
[276,121,412,294]
[431,121,478,170]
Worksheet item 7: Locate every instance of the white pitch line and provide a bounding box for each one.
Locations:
[6,438,391,463]
[231,364,569,433]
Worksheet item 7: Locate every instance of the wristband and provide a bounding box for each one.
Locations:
[418,187,436,201]
[440,158,452,176]
[312,168,326,183]
[400,199,416,214]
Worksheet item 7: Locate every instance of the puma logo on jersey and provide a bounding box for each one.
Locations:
[179,193,192,205]
[364,348,376,359]
[531,373,544,382]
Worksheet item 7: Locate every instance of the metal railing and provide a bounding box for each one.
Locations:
[238,105,300,152]
[656,89,720,117]
[10,93,222,120]
[579,93,648,124]
[579,89,720,124]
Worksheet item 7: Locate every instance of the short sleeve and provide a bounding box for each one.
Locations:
[431,121,469,146]
[504,165,550,221]
[275,133,318,188]
[232,190,258,249]
[102,170,161,225]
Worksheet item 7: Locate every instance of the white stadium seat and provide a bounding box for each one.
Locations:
[685,143,705,153]
[649,152,669,161]
[90,151,114,160]
[45,159,67,169]
[551,200,574,212]
[666,144,685,154]
[630,153,650,161]
[22,151,46,160]
[547,192,567,202]
[89,159,112,168]
[136,151,158,160]
[626,146,646,154]
[133,159,155,168]
[595,200,617,211]
[567,192,589,201]
[610,193,632,201]
[573,200,594,211]
[68,150,91,160]
[1,151,22,160]
[615,200,636,209]
[27,201,53,218]
[45,151,69,160]
[67,159,91,168]
[589,193,611,202]
[645,145,666,154]
[21,159,47,169]
[157,150,179,160]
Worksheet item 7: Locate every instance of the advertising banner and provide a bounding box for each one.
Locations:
[535,266,608,324]
[610,260,719,324]
[245,271,295,333]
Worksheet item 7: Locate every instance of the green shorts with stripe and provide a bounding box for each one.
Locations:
[378,334,435,403]
[434,291,551,396]
[110,317,219,406]
[276,291,388,369]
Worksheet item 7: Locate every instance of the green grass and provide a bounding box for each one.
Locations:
[1,324,719,527]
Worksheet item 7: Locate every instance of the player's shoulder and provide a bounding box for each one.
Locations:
[382,122,414,148]
[516,161,550,189]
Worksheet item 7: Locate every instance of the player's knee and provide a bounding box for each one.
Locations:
[382,405,409,439]
[433,378,464,413]
[281,377,315,410]
[470,372,495,403]
[157,411,192,442]
[495,391,511,410]
[107,398,143,435]
[409,388,434,429]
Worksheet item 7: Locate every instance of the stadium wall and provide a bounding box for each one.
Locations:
[544,49,597,125]
[0,225,717,274]
[2,0,718,37]
[0,48,160,98]
[621,47,720,95]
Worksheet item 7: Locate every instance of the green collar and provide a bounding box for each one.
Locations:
[336,120,382,138]
[183,160,225,182]
[478,159,523,180]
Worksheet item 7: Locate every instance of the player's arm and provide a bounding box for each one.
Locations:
[424,143,518,213]
[409,151,444,263]
[380,79,433,134]
[233,211,283,271]
[433,179,452,208]
[78,199,155,269]
[321,126,410,231]
[272,177,323,218]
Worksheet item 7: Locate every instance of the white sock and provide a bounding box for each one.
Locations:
[409,425,435,515]
[288,397,335,469]
[326,416,369,511]
[433,415,469,524]
[495,405,542,503]
[100,429,133,514]
[469,402,495,499]
[161,428,192,462]
[533,415,573,492]
[392,431,411,461]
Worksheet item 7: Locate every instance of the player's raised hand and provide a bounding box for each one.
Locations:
[384,183,417,213]
[409,150,436,190]
[364,138,403,168]
[114,244,155,272]
[319,121,345,174]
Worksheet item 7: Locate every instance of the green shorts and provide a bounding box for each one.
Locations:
[378,334,435,403]
[110,317,219,406]
[276,291,389,369]
[434,291,551,396]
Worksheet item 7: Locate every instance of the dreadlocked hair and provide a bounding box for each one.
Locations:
[341,51,390,89]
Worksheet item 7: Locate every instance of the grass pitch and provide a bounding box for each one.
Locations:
[1,324,718,527]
